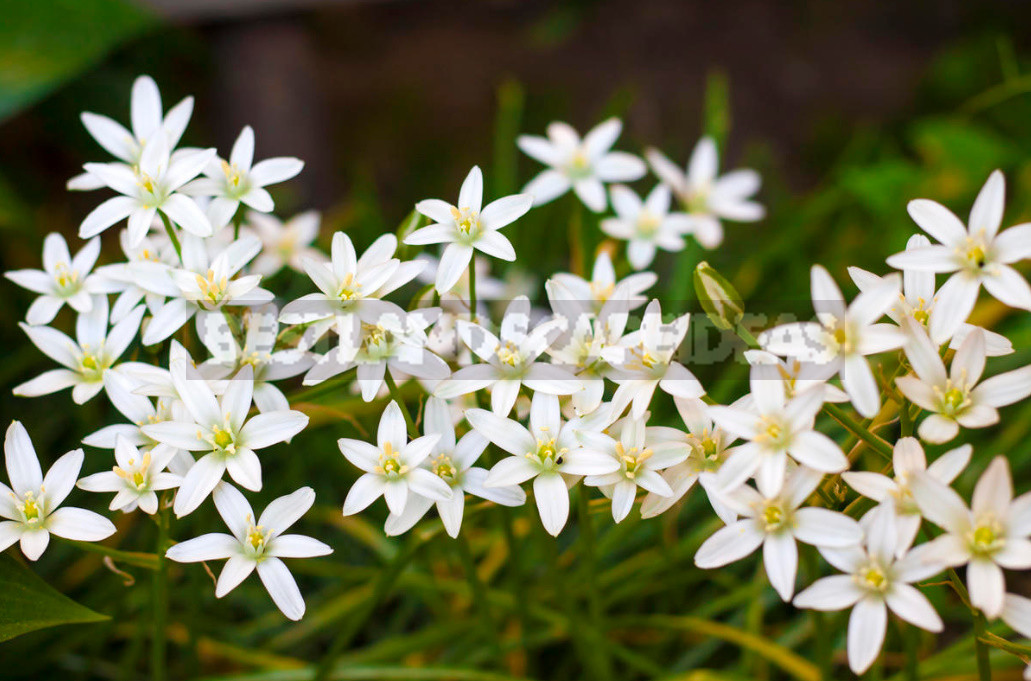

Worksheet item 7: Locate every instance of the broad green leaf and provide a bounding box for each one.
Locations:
[0,0,153,122]
[0,553,108,642]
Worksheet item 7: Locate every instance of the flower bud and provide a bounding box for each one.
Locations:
[693,261,744,330]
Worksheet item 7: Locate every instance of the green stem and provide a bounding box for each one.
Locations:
[468,252,477,321]
[946,569,992,681]
[61,538,160,570]
[383,372,418,439]
[821,403,893,460]
[159,212,183,263]
[577,489,612,680]
[151,504,170,681]
[899,396,914,438]
[903,622,919,681]
[456,534,501,662]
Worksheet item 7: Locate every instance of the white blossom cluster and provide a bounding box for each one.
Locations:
[5,76,1031,676]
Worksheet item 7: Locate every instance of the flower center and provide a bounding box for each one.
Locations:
[114,451,152,491]
[960,234,989,271]
[496,341,522,368]
[450,206,481,238]
[760,502,787,532]
[829,322,854,355]
[626,343,660,372]
[79,348,107,381]
[221,160,247,194]
[360,324,395,359]
[18,490,43,524]
[337,272,362,301]
[615,442,652,479]
[756,416,790,449]
[526,436,566,470]
[969,517,1004,557]
[636,211,661,237]
[933,379,970,417]
[209,425,237,455]
[431,454,457,483]
[244,520,269,558]
[857,563,890,593]
[376,442,408,480]
[566,149,592,179]
[53,263,81,294]
[912,297,931,325]
[195,268,229,304]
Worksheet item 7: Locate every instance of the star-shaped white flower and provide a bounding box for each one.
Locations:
[6,233,105,325]
[77,436,181,514]
[842,436,970,554]
[141,362,309,517]
[640,396,740,522]
[886,170,1031,342]
[247,210,324,277]
[141,234,273,345]
[743,349,849,405]
[339,401,452,517]
[166,483,331,621]
[601,184,692,270]
[897,319,1031,443]
[758,265,905,417]
[80,132,215,247]
[548,250,656,315]
[518,118,646,212]
[406,166,532,294]
[910,455,1031,619]
[469,392,621,536]
[302,308,450,399]
[69,75,193,190]
[383,397,526,538]
[15,296,145,404]
[851,233,1013,355]
[603,300,705,419]
[583,414,688,523]
[708,374,846,498]
[696,466,863,601]
[0,421,115,560]
[646,137,764,248]
[793,505,945,674]
[181,126,304,229]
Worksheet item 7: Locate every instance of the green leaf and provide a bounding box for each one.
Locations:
[0,0,153,122]
[0,553,109,642]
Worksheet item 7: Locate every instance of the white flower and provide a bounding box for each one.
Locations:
[583,414,688,523]
[842,436,971,554]
[743,349,849,404]
[435,296,578,416]
[640,397,739,522]
[548,250,656,315]
[80,131,215,247]
[1001,594,1031,680]
[303,308,450,399]
[15,297,145,404]
[247,210,324,277]
[407,166,533,293]
[600,184,691,270]
[469,392,621,536]
[384,397,526,538]
[793,506,945,674]
[6,233,105,325]
[646,137,764,248]
[77,436,180,514]
[851,234,1013,355]
[165,483,331,621]
[897,320,1031,443]
[709,374,846,497]
[141,362,309,517]
[69,75,193,190]
[198,304,314,412]
[93,228,179,323]
[339,401,452,517]
[0,421,115,560]
[758,265,906,417]
[141,234,273,345]
[517,118,646,212]
[695,466,862,601]
[603,300,705,419]
[181,126,304,229]
[278,232,417,347]
[910,456,1031,619]
[886,170,1031,342]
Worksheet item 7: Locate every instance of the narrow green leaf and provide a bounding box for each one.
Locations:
[0,553,109,642]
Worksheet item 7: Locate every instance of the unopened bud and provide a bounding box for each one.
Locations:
[694,261,744,330]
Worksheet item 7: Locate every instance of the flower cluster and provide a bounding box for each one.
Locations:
[6,75,1031,677]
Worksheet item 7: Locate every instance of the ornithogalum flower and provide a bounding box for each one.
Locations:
[77,436,180,514]
[6,233,104,325]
